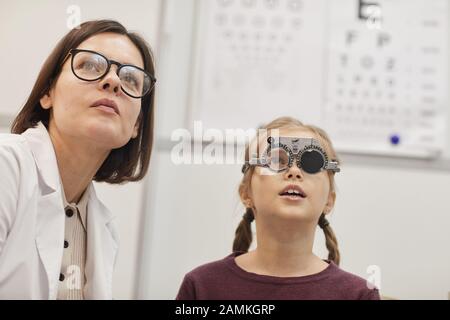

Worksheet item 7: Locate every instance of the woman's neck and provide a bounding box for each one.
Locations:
[48,124,110,203]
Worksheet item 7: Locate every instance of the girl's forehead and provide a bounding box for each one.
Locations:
[257,128,319,148]
[277,128,316,139]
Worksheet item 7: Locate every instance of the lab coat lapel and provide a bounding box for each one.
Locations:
[22,122,65,300]
[84,185,118,299]
[35,191,65,300]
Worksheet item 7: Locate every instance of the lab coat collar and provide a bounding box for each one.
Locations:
[21,121,61,194]
[21,121,116,222]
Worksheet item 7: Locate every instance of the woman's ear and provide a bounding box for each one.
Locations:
[324,190,336,215]
[40,93,53,110]
[131,112,142,139]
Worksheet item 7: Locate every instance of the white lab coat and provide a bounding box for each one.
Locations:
[0,122,119,299]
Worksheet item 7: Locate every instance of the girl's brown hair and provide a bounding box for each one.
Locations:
[232,116,341,265]
[11,19,156,184]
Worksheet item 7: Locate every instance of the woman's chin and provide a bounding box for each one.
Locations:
[83,122,127,148]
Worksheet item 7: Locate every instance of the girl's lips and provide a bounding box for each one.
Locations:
[279,194,305,202]
[279,184,307,198]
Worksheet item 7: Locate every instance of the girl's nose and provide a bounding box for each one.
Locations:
[284,163,303,180]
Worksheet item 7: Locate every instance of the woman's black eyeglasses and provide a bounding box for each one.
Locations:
[64,49,156,99]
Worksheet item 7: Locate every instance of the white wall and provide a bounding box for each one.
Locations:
[2,0,450,300]
[138,0,450,300]
[0,0,162,299]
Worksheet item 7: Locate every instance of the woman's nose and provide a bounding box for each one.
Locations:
[99,66,121,95]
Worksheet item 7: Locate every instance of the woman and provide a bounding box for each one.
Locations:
[0,20,156,299]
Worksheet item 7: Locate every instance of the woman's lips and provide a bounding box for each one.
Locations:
[91,98,120,115]
[94,105,119,115]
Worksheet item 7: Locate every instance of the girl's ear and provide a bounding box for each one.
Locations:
[240,185,254,209]
[241,194,253,209]
[324,190,336,215]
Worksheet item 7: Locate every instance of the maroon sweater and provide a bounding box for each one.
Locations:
[176,252,380,300]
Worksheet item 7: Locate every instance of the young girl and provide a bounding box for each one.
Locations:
[176,117,380,300]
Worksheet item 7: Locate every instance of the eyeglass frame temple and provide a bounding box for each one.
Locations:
[324,160,340,173]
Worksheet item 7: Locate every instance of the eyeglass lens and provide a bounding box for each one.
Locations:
[266,147,325,173]
[72,51,152,98]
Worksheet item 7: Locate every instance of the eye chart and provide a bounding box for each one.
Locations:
[190,0,328,129]
[324,0,448,158]
[190,0,449,159]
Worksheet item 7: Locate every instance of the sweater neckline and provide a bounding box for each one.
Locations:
[225,251,336,284]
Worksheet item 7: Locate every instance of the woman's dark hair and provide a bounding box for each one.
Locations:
[11,19,156,184]
[232,117,341,266]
